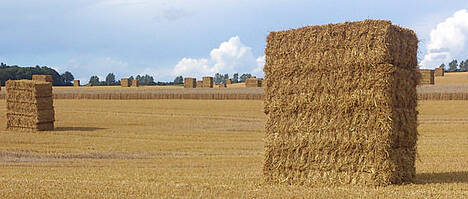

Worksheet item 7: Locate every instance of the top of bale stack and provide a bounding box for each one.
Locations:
[32,75,53,83]
[6,80,53,99]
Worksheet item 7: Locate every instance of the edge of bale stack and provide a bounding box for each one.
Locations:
[131,80,139,87]
[434,67,444,77]
[245,78,262,87]
[74,80,80,87]
[263,20,419,187]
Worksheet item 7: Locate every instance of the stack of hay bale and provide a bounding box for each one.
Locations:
[226,78,232,85]
[218,83,227,88]
[132,80,139,87]
[263,20,419,186]
[6,80,55,131]
[419,69,435,85]
[202,77,213,88]
[196,80,203,88]
[121,78,130,87]
[74,80,80,87]
[184,78,196,88]
[434,67,444,77]
[32,75,53,83]
[245,78,262,87]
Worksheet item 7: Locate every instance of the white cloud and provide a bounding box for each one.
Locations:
[172,36,264,78]
[420,9,468,68]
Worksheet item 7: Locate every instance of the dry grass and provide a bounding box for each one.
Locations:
[0,100,466,198]
[435,72,468,85]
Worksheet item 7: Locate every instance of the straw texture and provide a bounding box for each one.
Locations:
[263,20,419,186]
[184,78,196,88]
[203,77,214,88]
[132,80,139,87]
[6,80,54,131]
[121,78,130,87]
[245,78,262,87]
[32,75,53,83]
[434,67,444,77]
[74,80,80,87]
[419,69,434,85]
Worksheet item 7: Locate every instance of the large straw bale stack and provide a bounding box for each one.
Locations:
[419,69,434,85]
[434,67,444,77]
[263,20,419,186]
[245,78,262,87]
[121,78,130,87]
[74,80,80,87]
[226,78,232,84]
[131,79,139,87]
[196,81,203,88]
[202,77,214,88]
[32,75,53,83]
[184,78,196,88]
[6,80,54,131]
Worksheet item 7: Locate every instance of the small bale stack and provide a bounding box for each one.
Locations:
[85,83,93,87]
[245,78,262,87]
[434,67,444,77]
[226,78,232,84]
[202,77,213,88]
[218,83,227,88]
[419,69,435,85]
[131,80,139,87]
[6,80,54,131]
[121,78,130,87]
[32,75,53,83]
[263,20,419,186]
[184,78,196,88]
[74,80,80,87]
[196,80,203,88]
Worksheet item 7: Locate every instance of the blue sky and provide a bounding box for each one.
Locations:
[1,0,468,82]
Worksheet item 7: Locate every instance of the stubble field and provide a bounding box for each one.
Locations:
[0,99,467,198]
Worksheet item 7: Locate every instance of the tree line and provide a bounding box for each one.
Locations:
[0,63,74,86]
[439,59,468,72]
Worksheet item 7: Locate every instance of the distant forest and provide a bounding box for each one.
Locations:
[0,63,74,86]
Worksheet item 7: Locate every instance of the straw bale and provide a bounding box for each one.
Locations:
[245,78,262,87]
[226,78,232,84]
[419,69,434,85]
[434,67,444,77]
[74,80,80,87]
[263,20,419,186]
[32,75,53,83]
[85,83,93,87]
[196,81,203,88]
[132,80,139,87]
[202,77,214,88]
[184,78,196,88]
[5,80,54,131]
[218,83,227,88]
[121,78,130,87]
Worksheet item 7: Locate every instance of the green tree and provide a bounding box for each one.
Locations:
[89,76,100,85]
[239,73,252,82]
[105,73,116,85]
[232,73,239,83]
[173,76,183,84]
[448,59,458,72]
[461,59,468,71]
[60,71,74,85]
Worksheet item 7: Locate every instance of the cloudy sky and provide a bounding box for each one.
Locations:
[1,0,468,82]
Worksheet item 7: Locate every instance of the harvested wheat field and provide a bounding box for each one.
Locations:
[0,100,466,198]
[435,72,468,85]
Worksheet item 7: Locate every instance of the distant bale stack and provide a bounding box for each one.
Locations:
[218,83,227,88]
[131,80,139,87]
[184,78,196,88]
[245,78,262,87]
[32,75,53,83]
[196,80,203,88]
[6,80,54,131]
[121,78,130,87]
[226,78,232,84]
[85,83,93,87]
[434,67,444,77]
[73,80,80,87]
[264,20,419,186]
[419,69,435,85]
[202,77,213,88]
